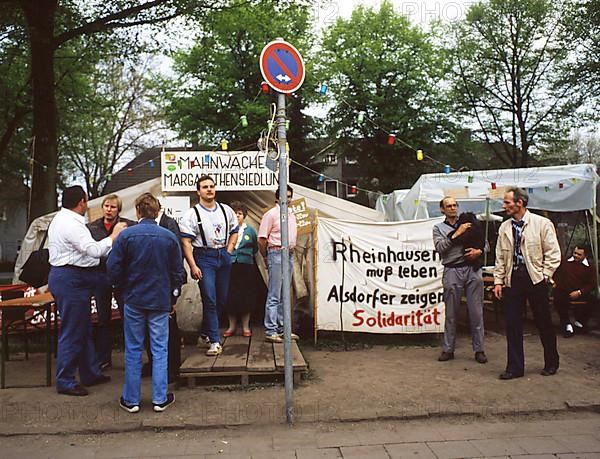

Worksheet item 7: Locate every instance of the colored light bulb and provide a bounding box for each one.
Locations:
[468,175,474,183]
[127,168,133,176]
[319,83,328,95]
[443,165,451,174]
[261,81,269,94]
[149,159,155,168]
[204,154,210,163]
[318,174,325,182]
[357,111,365,123]
[387,134,396,145]
[559,182,564,189]
[416,149,423,161]
[491,182,497,190]
[107,174,112,181]
[220,139,228,151]
[240,115,248,127]
[285,120,290,130]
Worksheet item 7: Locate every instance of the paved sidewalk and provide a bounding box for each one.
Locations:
[2,412,600,458]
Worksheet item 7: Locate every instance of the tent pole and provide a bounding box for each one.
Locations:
[484,197,490,267]
[313,209,319,347]
[593,186,599,295]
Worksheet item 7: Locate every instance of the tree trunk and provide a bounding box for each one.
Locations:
[23,0,59,223]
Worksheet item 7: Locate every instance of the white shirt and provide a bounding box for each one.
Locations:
[48,208,113,267]
[180,203,238,248]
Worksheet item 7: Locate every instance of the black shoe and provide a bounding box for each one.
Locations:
[540,367,558,376]
[438,351,454,361]
[475,351,488,364]
[85,375,111,386]
[58,384,89,396]
[153,393,175,412]
[499,371,524,380]
[119,397,140,413]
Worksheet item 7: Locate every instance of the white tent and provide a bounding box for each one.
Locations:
[377,164,599,221]
[13,178,384,332]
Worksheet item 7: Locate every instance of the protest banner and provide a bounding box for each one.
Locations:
[316,217,444,334]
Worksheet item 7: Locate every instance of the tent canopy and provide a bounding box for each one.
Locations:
[14,178,383,283]
[377,164,599,221]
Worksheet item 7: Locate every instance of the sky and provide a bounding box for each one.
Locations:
[313,0,475,30]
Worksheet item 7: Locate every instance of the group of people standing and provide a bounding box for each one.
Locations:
[434,187,596,379]
[46,175,298,413]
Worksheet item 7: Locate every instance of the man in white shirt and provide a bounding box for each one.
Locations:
[180,176,238,356]
[48,186,126,396]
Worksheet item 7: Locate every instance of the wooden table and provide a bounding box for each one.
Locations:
[0,292,54,388]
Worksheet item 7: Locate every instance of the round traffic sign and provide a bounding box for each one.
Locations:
[259,39,305,94]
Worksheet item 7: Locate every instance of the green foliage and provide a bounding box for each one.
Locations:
[158,0,316,153]
[0,8,32,187]
[314,0,460,191]
[450,0,583,167]
[561,0,600,102]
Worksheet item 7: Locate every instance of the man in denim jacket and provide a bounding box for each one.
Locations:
[107,193,185,413]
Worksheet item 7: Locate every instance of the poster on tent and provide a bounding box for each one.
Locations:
[316,217,444,334]
[161,150,281,192]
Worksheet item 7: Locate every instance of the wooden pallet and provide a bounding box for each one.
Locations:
[180,327,307,387]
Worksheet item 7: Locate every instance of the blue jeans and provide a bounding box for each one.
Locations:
[264,249,293,336]
[194,247,232,343]
[122,305,169,405]
[48,266,103,392]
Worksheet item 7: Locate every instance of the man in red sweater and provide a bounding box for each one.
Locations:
[553,244,597,337]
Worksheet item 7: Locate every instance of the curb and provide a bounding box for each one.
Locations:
[1,402,599,437]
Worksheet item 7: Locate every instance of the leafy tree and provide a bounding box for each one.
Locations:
[60,57,166,198]
[449,0,583,168]
[159,0,316,166]
[0,0,225,222]
[562,0,600,102]
[315,1,459,192]
[0,8,32,188]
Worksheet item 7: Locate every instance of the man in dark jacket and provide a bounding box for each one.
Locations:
[88,194,136,369]
[107,193,185,413]
[553,244,597,337]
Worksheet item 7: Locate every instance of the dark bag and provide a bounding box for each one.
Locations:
[19,232,51,288]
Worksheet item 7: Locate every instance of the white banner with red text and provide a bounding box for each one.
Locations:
[316,217,444,334]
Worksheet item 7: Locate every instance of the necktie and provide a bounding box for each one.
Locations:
[512,220,525,268]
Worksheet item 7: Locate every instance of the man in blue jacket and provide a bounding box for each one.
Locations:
[107,192,185,413]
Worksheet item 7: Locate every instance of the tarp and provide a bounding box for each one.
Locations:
[13,178,384,333]
[377,164,599,221]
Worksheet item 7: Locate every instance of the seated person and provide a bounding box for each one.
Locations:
[553,244,597,337]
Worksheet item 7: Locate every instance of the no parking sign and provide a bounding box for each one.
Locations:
[259,39,305,93]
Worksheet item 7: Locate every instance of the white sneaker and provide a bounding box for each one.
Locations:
[197,335,210,348]
[278,332,299,341]
[206,342,222,356]
[574,320,584,329]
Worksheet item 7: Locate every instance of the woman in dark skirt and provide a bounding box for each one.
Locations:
[224,201,258,337]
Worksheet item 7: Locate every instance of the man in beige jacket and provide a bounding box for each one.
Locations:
[494,187,561,380]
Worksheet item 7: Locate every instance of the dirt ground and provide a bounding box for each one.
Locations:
[1,326,599,435]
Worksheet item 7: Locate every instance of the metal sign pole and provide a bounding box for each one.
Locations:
[259,37,304,425]
[276,91,294,424]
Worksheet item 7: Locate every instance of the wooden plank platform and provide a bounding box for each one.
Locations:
[180,327,307,387]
